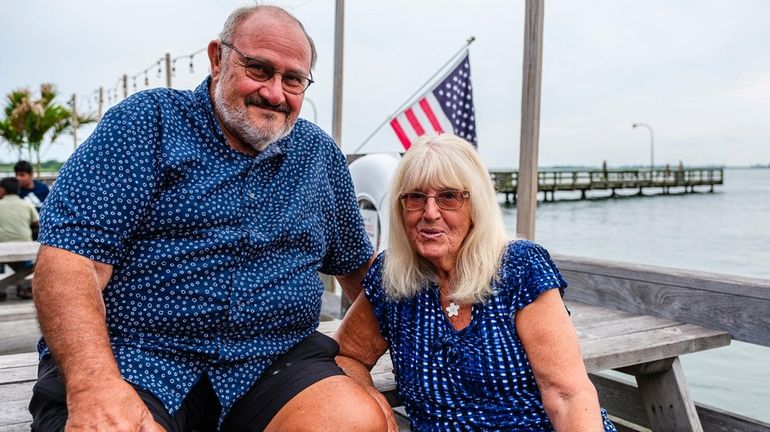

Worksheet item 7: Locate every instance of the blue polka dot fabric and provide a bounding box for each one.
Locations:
[364,240,616,431]
[38,77,374,419]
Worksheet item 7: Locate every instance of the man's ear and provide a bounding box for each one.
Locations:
[208,40,223,79]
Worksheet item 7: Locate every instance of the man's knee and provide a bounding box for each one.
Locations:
[265,375,388,432]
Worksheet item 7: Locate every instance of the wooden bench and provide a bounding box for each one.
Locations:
[0,242,40,294]
[0,300,729,431]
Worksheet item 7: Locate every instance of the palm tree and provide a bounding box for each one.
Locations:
[0,90,30,159]
[1,84,95,173]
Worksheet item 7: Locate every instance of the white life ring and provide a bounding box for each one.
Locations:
[349,153,401,252]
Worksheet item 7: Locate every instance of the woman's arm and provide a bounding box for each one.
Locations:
[334,293,397,431]
[516,289,605,431]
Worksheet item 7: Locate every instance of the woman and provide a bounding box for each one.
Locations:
[335,134,616,431]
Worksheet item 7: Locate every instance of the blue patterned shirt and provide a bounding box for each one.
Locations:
[38,77,373,418]
[364,240,616,431]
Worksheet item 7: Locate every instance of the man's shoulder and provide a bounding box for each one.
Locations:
[290,119,336,148]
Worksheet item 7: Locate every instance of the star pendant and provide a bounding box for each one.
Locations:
[446,301,460,317]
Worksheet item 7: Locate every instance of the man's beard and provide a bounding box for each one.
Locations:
[214,83,296,152]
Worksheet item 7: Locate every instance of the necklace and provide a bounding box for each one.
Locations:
[445,301,460,317]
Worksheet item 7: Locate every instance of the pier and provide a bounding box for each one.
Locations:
[491,167,724,203]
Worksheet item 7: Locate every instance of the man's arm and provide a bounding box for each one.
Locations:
[335,253,376,301]
[33,245,162,431]
[334,292,397,432]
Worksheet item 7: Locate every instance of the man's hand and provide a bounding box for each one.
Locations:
[65,377,164,432]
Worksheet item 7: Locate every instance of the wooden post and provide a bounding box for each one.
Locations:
[634,358,705,432]
[98,87,104,120]
[122,74,129,99]
[329,0,346,311]
[332,0,345,146]
[71,94,78,151]
[516,0,545,240]
[165,53,172,88]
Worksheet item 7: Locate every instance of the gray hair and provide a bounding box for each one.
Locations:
[383,134,510,304]
[219,5,318,69]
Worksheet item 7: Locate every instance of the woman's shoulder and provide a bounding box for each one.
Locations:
[501,239,551,268]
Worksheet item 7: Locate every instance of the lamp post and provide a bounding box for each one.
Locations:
[632,122,654,171]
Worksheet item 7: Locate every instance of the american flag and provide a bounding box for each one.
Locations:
[389,53,477,149]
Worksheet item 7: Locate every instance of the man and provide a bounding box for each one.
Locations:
[14,160,49,209]
[30,6,391,431]
[0,177,39,301]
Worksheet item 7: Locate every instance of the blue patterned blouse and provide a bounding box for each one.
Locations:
[364,240,616,431]
[38,77,374,419]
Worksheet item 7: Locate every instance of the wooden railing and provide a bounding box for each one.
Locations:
[555,254,770,432]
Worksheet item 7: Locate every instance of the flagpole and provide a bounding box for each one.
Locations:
[350,36,476,155]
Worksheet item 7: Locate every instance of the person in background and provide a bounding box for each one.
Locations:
[29,5,385,432]
[14,160,50,209]
[335,134,617,431]
[0,177,38,300]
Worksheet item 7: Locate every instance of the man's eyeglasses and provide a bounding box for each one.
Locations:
[398,190,470,211]
[220,41,314,95]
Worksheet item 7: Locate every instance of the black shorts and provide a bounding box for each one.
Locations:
[29,332,345,432]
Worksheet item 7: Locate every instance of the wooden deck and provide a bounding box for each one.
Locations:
[0,301,730,431]
[2,251,768,431]
[491,167,724,202]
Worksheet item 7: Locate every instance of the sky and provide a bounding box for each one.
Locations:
[2,0,769,168]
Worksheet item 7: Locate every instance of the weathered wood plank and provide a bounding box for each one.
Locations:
[0,319,41,356]
[0,303,36,323]
[590,373,770,432]
[0,353,37,370]
[0,242,39,262]
[575,314,681,340]
[0,382,33,402]
[0,399,32,427]
[581,324,730,373]
[568,302,633,326]
[0,423,32,432]
[697,402,770,432]
[0,366,36,386]
[556,255,770,346]
[556,255,770,299]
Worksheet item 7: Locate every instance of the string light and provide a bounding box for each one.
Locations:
[88,46,206,111]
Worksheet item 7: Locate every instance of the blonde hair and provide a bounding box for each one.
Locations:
[383,134,509,304]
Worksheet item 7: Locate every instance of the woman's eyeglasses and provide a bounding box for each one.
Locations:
[398,190,470,211]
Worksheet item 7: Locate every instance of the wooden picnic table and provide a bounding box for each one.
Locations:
[0,300,729,432]
[0,242,40,293]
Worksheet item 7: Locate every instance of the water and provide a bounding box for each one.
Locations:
[499,167,770,422]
